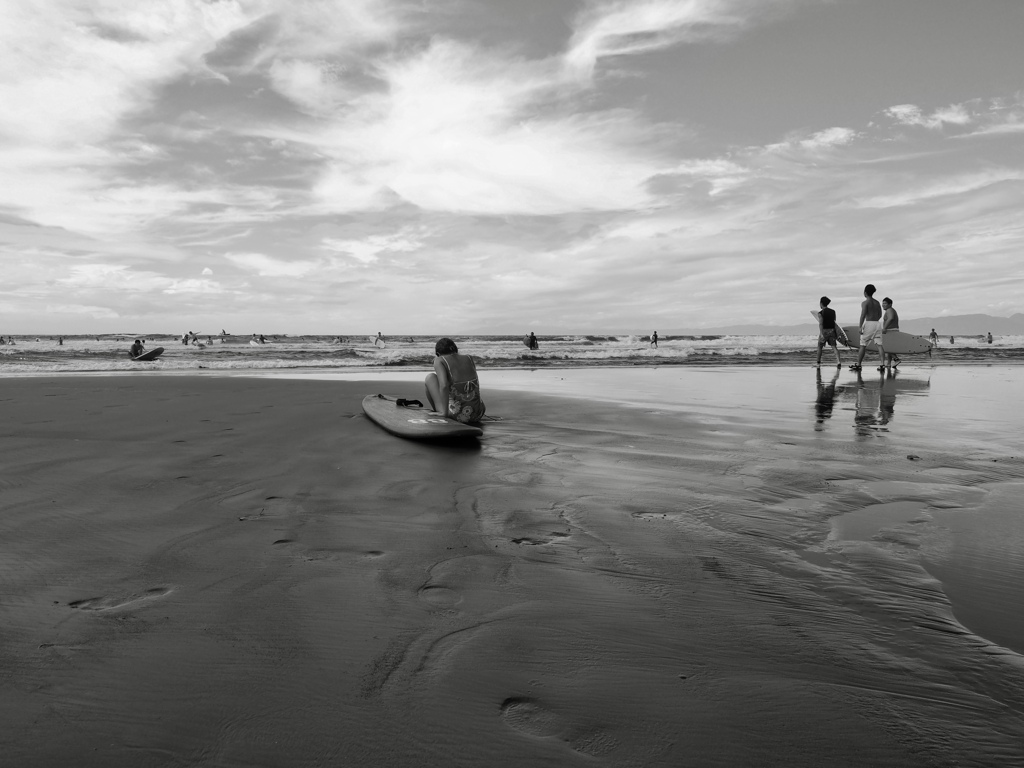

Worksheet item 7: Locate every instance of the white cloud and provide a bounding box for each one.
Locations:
[44,303,120,318]
[298,40,668,215]
[886,103,973,130]
[57,264,171,292]
[0,0,257,147]
[799,126,857,150]
[321,232,424,263]
[202,267,214,275]
[855,170,1024,209]
[163,278,225,294]
[563,0,794,79]
[223,252,322,277]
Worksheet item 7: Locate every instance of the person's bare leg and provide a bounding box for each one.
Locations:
[424,373,442,412]
[854,344,867,368]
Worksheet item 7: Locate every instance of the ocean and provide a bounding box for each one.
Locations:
[1,332,1023,375]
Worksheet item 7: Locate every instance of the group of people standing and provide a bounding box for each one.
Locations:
[815,284,902,372]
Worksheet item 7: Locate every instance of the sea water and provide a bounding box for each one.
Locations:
[1,332,1022,375]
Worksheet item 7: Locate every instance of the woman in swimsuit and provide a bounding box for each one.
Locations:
[424,338,485,423]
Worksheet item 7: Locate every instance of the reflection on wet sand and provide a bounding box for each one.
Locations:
[812,368,931,436]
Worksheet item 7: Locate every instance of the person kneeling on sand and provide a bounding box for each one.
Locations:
[425,338,485,424]
[814,296,842,368]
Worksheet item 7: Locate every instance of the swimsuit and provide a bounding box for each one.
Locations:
[860,320,882,346]
[441,356,485,423]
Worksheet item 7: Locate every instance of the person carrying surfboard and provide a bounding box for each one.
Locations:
[879,297,900,371]
[814,297,843,368]
[424,338,485,424]
[850,284,883,372]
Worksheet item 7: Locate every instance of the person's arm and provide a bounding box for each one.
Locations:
[881,309,892,333]
[433,356,450,415]
[859,300,868,328]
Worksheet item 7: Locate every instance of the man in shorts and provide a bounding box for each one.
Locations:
[880,297,900,370]
[850,283,883,372]
[814,296,842,367]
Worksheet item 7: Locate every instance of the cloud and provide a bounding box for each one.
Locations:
[563,0,795,79]
[44,303,120,319]
[321,231,424,263]
[799,126,857,150]
[265,38,673,216]
[58,264,171,292]
[163,278,226,294]
[885,103,973,130]
[223,252,322,277]
[0,1,257,147]
[855,170,1024,209]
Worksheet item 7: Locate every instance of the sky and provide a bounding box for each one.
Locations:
[2,0,1023,335]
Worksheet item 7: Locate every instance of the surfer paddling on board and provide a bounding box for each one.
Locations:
[424,338,486,424]
[814,297,843,368]
[880,297,900,371]
[850,284,883,372]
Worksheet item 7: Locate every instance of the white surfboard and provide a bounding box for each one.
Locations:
[370,335,386,349]
[842,326,931,354]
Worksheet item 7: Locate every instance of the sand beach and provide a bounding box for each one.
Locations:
[3,367,1024,767]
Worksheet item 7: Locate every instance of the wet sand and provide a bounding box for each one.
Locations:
[2,369,1024,767]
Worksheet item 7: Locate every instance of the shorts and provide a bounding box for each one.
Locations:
[818,327,838,347]
[860,320,881,347]
[877,327,898,348]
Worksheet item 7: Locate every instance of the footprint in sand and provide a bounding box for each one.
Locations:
[500,697,563,737]
[68,587,172,612]
[511,532,570,546]
[417,584,462,608]
[500,697,619,756]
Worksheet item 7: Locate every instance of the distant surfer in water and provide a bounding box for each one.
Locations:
[850,284,883,372]
[129,339,145,358]
[879,297,900,371]
[814,296,842,368]
[651,331,658,348]
[425,338,485,424]
[528,332,538,350]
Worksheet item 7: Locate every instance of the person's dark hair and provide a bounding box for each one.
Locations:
[435,338,458,356]
[820,296,830,306]
[864,284,876,296]
[882,297,892,304]
[134,338,140,343]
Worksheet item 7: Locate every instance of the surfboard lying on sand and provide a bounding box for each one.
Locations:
[362,394,482,439]
[842,326,932,354]
[132,347,164,362]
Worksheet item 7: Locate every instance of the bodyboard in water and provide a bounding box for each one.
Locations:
[133,347,164,362]
[362,395,482,440]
